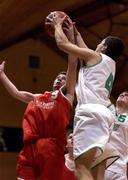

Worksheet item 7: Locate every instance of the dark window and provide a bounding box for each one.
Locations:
[29,55,40,69]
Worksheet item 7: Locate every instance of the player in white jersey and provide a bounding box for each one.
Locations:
[49,12,125,180]
[105,91,128,180]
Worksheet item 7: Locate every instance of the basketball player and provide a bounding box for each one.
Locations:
[49,12,124,179]
[62,132,75,180]
[0,24,78,179]
[62,133,93,180]
[0,58,77,180]
[105,91,128,180]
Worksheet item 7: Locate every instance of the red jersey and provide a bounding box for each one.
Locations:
[62,154,75,180]
[62,166,75,180]
[22,90,72,147]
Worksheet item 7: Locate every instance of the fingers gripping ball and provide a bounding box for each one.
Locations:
[45,12,55,37]
[45,11,72,37]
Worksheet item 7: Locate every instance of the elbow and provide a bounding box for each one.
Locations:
[57,41,70,54]
[55,37,69,51]
[56,40,64,50]
[11,91,19,99]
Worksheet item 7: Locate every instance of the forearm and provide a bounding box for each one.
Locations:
[54,24,72,52]
[54,24,83,59]
[76,32,88,48]
[0,72,33,103]
[65,55,78,104]
[54,24,68,44]
[0,72,19,97]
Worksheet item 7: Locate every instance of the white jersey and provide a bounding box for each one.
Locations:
[105,169,127,180]
[73,53,116,163]
[76,53,115,109]
[107,113,128,175]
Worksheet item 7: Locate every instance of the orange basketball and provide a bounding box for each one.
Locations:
[45,11,72,37]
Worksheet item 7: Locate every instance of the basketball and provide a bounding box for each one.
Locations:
[45,11,72,37]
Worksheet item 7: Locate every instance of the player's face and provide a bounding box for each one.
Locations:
[116,91,128,107]
[95,39,106,53]
[53,73,66,90]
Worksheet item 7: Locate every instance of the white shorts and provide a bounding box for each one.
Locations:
[73,104,115,160]
[105,170,127,180]
[91,143,119,169]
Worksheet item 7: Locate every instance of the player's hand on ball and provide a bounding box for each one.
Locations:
[45,11,73,37]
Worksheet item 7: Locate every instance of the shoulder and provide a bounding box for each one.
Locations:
[58,87,73,107]
[34,91,51,100]
[100,53,115,63]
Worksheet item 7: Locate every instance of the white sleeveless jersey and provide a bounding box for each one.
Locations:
[107,114,128,174]
[76,53,115,108]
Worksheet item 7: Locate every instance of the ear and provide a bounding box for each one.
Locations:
[102,45,107,52]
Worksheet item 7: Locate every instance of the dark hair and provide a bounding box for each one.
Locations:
[104,36,124,60]
[57,71,66,76]
[121,90,128,94]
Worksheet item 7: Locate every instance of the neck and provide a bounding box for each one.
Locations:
[116,107,128,115]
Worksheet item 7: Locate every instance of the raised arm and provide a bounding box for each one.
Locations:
[0,61,37,103]
[74,25,88,48]
[62,19,78,105]
[52,13,100,64]
[64,54,77,105]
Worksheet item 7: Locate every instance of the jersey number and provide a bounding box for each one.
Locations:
[105,73,114,95]
[118,115,127,123]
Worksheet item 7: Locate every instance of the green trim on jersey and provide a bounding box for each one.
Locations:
[84,55,102,68]
[105,73,114,95]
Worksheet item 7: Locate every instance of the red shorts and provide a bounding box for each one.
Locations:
[17,138,65,180]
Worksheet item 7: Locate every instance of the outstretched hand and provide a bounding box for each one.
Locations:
[45,12,75,43]
[45,12,68,28]
[53,12,67,26]
[0,61,5,74]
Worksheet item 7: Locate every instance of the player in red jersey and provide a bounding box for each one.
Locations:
[17,78,74,180]
[0,22,77,180]
[64,132,98,180]
[63,133,75,180]
[0,59,77,180]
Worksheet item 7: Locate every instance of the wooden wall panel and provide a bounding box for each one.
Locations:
[0,38,67,127]
[0,152,18,180]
